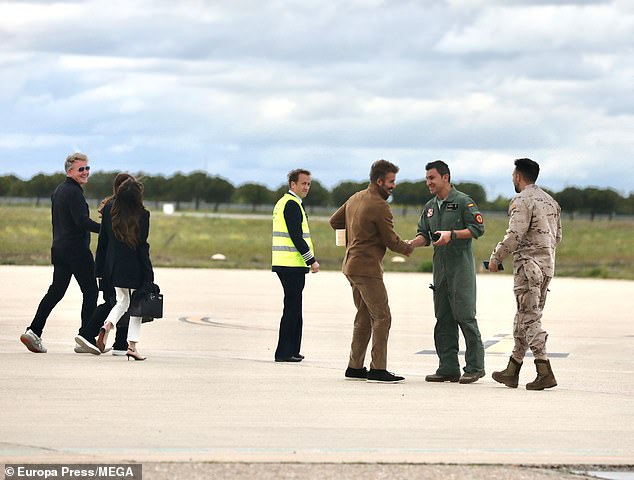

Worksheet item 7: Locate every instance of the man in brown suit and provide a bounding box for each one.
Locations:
[329,160,414,383]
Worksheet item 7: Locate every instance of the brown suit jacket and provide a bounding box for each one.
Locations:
[329,183,413,278]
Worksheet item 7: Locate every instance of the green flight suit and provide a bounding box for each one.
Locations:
[417,186,485,376]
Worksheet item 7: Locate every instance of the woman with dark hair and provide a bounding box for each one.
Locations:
[75,173,135,355]
[94,177,155,361]
[98,173,134,216]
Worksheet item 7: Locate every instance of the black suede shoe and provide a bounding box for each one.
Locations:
[425,373,460,383]
[345,367,368,380]
[275,356,303,362]
[459,371,486,384]
[367,369,404,383]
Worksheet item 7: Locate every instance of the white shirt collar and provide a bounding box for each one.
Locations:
[288,190,302,204]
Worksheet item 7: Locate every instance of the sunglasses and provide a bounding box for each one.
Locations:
[77,166,91,173]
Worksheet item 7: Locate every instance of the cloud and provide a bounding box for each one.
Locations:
[437,3,634,54]
[0,0,632,196]
[0,133,84,149]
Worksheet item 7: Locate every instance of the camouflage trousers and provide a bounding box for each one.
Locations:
[512,260,551,361]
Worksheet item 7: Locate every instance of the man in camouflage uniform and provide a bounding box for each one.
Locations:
[488,158,562,390]
[410,160,486,384]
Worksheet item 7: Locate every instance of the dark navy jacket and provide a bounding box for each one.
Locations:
[50,177,100,263]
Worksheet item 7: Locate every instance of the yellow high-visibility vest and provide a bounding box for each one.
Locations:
[272,193,314,267]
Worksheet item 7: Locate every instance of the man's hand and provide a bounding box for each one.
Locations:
[408,236,428,248]
[311,261,320,273]
[432,230,452,246]
[488,257,500,272]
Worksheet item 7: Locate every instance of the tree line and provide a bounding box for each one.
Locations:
[0,171,632,218]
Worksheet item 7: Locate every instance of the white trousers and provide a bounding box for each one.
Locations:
[103,287,142,343]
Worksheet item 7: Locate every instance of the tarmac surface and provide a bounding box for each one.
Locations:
[1,265,633,479]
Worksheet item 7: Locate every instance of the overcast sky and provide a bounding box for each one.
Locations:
[0,0,632,198]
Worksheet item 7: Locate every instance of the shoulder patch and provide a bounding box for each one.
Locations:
[427,208,434,218]
[475,213,483,224]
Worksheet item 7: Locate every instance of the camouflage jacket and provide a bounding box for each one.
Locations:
[491,184,562,277]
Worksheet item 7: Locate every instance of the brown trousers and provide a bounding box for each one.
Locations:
[345,274,392,370]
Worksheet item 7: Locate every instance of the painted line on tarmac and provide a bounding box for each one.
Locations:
[178,316,275,331]
[416,335,569,358]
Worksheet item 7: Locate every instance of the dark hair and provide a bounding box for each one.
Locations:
[370,159,399,183]
[111,179,146,249]
[514,158,539,183]
[98,173,134,216]
[425,160,451,182]
[288,169,311,188]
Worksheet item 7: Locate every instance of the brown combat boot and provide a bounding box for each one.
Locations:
[526,359,557,390]
[492,356,522,388]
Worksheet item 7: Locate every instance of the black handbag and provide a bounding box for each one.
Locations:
[128,290,163,319]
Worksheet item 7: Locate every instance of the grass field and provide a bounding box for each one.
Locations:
[0,205,632,279]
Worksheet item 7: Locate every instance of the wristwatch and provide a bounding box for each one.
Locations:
[450,230,457,241]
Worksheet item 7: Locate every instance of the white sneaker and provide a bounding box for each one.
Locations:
[74,335,101,355]
[74,343,90,354]
[20,329,47,353]
[112,349,127,356]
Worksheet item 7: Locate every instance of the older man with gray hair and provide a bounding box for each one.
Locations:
[20,152,100,353]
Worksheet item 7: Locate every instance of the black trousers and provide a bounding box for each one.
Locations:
[78,286,129,350]
[275,270,306,359]
[30,250,98,337]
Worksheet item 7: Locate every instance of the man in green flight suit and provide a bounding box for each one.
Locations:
[409,160,486,384]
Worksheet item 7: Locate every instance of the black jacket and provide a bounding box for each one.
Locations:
[95,203,154,289]
[50,177,100,263]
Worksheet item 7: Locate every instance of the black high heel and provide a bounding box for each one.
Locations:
[126,348,146,361]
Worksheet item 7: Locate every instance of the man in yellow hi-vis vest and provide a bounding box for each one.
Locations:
[272,169,319,362]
